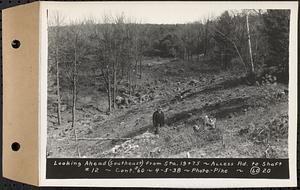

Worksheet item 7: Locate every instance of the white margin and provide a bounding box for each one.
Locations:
[39,1,48,186]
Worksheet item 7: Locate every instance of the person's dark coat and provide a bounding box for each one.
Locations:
[153,110,164,134]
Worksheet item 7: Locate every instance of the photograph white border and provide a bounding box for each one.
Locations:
[39,1,298,188]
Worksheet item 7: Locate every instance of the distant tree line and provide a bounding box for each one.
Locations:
[48,10,290,128]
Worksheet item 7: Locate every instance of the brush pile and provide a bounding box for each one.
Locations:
[242,114,288,144]
[260,74,277,85]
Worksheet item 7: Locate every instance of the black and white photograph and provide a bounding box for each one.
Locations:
[46,2,291,160]
[1,1,297,187]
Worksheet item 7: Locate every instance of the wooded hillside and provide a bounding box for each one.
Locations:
[47,9,290,158]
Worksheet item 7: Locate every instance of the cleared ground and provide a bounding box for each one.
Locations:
[47,58,288,158]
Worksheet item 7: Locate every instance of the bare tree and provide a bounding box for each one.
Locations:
[91,15,114,113]
[68,22,86,129]
[246,12,255,73]
[71,32,78,129]
[50,12,64,125]
[202,17,211,57]
[214,27,247,71]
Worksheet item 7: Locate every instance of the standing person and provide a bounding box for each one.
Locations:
[152,107,165,134]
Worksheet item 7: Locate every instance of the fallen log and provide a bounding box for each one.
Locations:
[76,137,131,141]
[48,136,131,141]
[180,89,192,96]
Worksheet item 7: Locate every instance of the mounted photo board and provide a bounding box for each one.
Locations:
[2,1,298,188]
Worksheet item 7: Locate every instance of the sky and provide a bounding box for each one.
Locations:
[47,2,231,25]
[46,1,295,26]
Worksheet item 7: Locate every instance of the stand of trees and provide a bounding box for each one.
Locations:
[48,9,290,126]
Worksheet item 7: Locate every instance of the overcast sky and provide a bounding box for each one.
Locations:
[47,2,230,25]
[46,1,294,25]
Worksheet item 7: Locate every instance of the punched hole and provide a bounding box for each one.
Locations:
[11,40,21,49]
[11,142,20,151]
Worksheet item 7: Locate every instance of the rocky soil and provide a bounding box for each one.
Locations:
[47,58,289,158]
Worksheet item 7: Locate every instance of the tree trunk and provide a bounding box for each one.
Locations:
[139,56,142,79]
[246,14,254,73]
[55,45,61,125]
[108,72,112,113]
[113,65,117,109]
[128,67,132,96]
[187,49,189,61]
[112,62,116,109]
[121,64,124,79]
[232,42,246,71]
[72,35,78,129]
[204,19,209,56]
[135,59,138,75]
[54,14,62,126]
[221,51,224,68]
